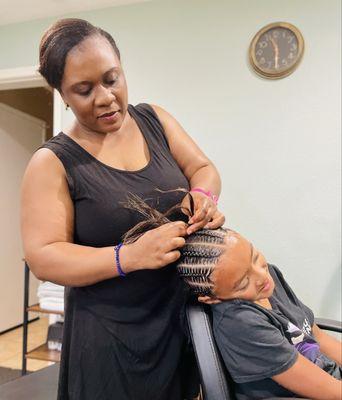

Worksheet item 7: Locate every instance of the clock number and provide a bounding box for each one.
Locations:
[287,35,294,44]
[259,41,268,48]
[256,49,263,56]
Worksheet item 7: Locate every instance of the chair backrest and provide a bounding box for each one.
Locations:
[186,302,235,400]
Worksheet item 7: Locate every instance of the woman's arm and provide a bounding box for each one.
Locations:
[313,324,342,365]
[151,105,224,232]
[151,104,221,195]
[272,353,341,400]
[21,149,187,286]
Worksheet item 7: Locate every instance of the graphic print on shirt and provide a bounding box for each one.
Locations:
[302,318,312,335]
[286,321,320,362]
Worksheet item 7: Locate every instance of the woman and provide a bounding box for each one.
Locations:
[123,198,342,400]
[20,18,224,400]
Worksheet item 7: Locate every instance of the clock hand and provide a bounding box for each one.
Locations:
[270,37,279,69]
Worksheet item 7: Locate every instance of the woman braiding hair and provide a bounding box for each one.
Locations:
[122,191,228,296]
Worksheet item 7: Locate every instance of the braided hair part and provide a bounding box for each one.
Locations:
[177,228,226,296]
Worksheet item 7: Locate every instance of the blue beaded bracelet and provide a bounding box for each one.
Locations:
[114,243,126,277]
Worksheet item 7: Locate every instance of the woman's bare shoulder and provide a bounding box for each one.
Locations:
[29,146,63,165]
[149,104,173,122]
[25,147,66,177]
[22,147,71,204]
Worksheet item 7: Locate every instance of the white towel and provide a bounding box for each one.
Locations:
[39,300,64,313]
[37,282,64,299]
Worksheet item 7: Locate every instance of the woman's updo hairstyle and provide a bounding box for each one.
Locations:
[38,18,120,91]
[122,192,227,297]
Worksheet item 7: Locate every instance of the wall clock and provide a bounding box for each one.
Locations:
[249,22,304,79]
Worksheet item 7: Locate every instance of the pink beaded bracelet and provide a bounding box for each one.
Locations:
[190,187,219,204]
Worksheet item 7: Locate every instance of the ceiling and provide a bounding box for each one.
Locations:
[0,0,149,26]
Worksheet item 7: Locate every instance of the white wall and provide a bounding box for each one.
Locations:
[0,0,340,319]
[0,104,43,331]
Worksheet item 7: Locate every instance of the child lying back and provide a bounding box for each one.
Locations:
[180,228,341,400]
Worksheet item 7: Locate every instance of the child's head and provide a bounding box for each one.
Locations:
[179,228,275,304]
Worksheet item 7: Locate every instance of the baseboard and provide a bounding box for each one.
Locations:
[0,317,40,335]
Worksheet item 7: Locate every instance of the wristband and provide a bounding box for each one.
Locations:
[114,243,126,277]
[190,187,219,204]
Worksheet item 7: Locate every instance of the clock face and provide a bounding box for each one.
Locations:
[250,22,304,79]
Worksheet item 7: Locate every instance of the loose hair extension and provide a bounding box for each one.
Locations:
[122,191,227,296]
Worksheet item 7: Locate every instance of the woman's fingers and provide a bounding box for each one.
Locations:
[187,209,225,234]
[181,191,226,234]
[187,204,216,234]
[164,221,187,236]
[204,212,225,229]
[187,221,206,234]
[204,206,216,223]
[188,198,210,224]
[161,223,187,264]
[164,250,181,264]
[171,236,186,249]
[187,217,210,234]
[162,222,187,252]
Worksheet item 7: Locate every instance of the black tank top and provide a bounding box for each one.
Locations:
[41,104,195,400]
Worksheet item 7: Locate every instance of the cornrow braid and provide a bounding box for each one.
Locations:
[178,228,227,296]
[122,191,227,297]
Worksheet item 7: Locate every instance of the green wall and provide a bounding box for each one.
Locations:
[0,0,341,320]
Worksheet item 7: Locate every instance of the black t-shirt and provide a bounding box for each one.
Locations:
[212,265,341,399]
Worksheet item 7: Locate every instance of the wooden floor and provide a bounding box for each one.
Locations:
[0,316,54,372]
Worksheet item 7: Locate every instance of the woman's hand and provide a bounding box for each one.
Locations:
[122,221,187,272]
[181,192,225,235]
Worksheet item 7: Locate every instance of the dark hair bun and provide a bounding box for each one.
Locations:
[38,18,120,90]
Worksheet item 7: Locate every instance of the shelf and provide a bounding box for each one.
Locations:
[22,264,63,374]
[26,343,61,362]
[27,303,64,315]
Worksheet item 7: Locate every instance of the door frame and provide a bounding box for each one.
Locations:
[0,65,62,135]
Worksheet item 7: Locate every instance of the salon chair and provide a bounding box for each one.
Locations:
[186,302,342,400]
